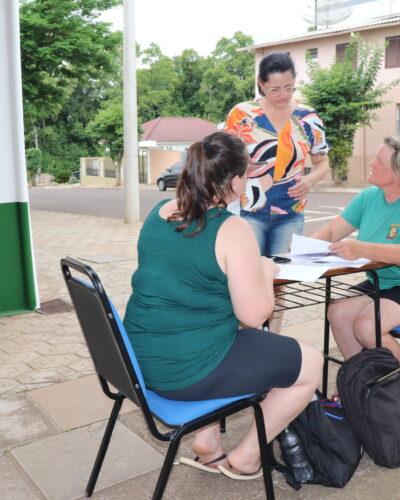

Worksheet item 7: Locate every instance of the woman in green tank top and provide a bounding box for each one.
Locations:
[124,132,323,479]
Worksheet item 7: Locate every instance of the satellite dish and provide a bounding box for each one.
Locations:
[303,0,353,27]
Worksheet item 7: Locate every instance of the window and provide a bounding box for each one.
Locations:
[336,42,357,68]
[336,43,348,62]
[86,159,99,177]
[385,36,400,68]
[307,48,318,61]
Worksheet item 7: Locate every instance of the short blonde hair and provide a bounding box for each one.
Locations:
[383,136,400,175]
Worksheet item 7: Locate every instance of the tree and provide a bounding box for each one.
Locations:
[302,34,400,182]
[25,148,43,185]
[199,32,255,123]
[137,45,179,122]
[20,0,123,177]
[173,49,207,117]
[88,94,124,185]
[20,0,122,131]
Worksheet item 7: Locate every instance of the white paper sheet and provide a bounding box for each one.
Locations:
[289,234,370,268]
[276,263,331,282]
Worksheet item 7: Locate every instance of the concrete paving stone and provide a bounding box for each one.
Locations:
[0,363,32,378]
[28,374,138,431]
[44,336,85,346]
[27,354,82,370]
[11,420,164,500]
[0,454,44,500]
[0,393,59,451]
[0,350,40,364]
[90,465,296,500]
[1,339,50,354]
[16,366,76,385]
[35,343,86,356]
[78,255,131,264]
[67,358,94,373]
[0,378,20,395]
[282,318,337,350]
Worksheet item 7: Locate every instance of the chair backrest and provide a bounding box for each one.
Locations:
[60,257,147,409]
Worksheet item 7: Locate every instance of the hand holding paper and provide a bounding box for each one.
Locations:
[289,234,370,267]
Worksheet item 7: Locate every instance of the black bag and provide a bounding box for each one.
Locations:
[337,347,400,468]
[274,391,363,489]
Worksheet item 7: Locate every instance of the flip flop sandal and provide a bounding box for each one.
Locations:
[218,463,263,480]
[179,454,227,474]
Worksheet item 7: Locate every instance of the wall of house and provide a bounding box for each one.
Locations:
[80,157,119,186]
[255,24,400,182]
[148,149,182,184]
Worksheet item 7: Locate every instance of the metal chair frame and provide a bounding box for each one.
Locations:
[61,257,276,500]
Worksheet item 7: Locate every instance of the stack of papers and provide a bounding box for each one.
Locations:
[275,234,370,282]
[290,234,370,267]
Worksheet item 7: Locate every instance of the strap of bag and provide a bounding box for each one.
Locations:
[367,367,400,387]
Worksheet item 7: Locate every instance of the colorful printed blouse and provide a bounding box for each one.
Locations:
[224,101,329,215]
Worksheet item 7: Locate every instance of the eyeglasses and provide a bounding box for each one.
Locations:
[264,85,296,96]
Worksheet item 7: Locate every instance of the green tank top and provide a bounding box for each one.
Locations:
[123,200,238,391]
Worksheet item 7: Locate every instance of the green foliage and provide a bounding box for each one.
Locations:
[25,148,43,184]
[302,34,400,182]
[53,169,72,184]
[88,92,124,184]
[20,0,122,128]
[199,32,255,123]
[137,49,179,121]
[136,32,255,124]
[20,0,122,174]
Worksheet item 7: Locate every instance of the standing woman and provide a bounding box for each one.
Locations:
[224,52,329,256]
[224,52,330,331]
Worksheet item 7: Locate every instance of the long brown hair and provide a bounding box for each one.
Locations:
[169,131,247,236]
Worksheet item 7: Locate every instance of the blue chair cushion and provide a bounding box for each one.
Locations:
[146,390,253,426]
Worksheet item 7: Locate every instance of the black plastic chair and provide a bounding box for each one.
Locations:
[60,257,276,500]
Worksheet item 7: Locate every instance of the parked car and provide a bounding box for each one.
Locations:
[156,161,184,191]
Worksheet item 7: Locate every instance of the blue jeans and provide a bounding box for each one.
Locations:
[241,210,305,257]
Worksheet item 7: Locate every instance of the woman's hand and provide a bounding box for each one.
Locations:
[287,178,311,200]
[329,240,365,260]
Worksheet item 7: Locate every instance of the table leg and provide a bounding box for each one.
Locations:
[322,277,331,397]
[370,269,381,347]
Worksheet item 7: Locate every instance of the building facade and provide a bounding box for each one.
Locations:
[245,16,400,182]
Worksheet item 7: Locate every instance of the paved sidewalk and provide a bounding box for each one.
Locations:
[1,208,399,500]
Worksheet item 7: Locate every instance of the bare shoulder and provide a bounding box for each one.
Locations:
[217,215,258,254]
[158,200,178,219]
[219,215,254,239]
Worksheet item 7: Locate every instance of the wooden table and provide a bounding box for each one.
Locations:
[273,262,388,395]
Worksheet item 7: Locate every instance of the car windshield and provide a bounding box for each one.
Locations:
[170,163,183,173]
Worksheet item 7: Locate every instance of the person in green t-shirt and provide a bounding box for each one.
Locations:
[311,136,400,360]
[124,131,323,480]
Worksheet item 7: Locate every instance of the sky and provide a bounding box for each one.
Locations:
[99,0,400,57]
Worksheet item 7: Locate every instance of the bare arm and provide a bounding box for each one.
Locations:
[216,216,279,327]
[329,240,400,265]
[310,215,356,242]
[311,215,400,264]
[288,154,330,200]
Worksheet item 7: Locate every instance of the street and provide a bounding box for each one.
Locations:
[28,186,358,235]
